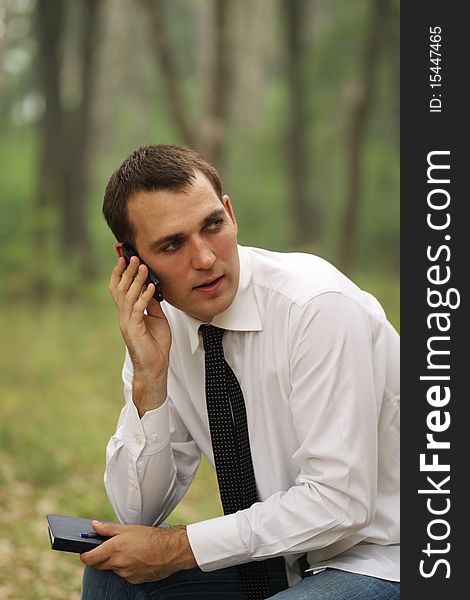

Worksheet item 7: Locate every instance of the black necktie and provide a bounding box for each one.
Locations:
[200,324,272,600]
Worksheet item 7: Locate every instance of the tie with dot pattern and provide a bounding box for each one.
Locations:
[200,324,272,600]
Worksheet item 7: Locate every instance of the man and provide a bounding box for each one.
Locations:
[81,144,400,599]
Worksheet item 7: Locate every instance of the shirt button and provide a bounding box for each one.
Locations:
[150,435,159,444]
[135,434,143,445]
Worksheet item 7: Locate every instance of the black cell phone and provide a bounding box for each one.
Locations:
[121,243,164,302]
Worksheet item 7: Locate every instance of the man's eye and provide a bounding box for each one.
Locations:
[207,219,223,231]
[163,240,180,252]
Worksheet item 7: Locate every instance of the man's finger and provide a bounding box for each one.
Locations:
[124,264,150,308]
[109,257,127,298]
[79,521,126,566]
[145,287,167,318]
[92,520,125,537]
[80,540,113,567]
[116,255,141,296]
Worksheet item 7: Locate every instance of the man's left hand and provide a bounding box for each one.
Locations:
[80,521,197,584]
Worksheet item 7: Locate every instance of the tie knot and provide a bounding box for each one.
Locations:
[200,324,225,351]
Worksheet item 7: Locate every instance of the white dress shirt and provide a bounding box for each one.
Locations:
[104,245,400,585]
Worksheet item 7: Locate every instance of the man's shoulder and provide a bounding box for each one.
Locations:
[244,245,390,335]
[243,245,359,307]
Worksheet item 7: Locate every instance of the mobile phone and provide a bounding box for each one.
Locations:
[120,243,164,302]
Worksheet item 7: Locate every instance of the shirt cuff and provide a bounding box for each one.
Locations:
[186,514,250,571]
[119,400,171,459]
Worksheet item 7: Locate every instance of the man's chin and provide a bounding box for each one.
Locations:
[187,291,235,323]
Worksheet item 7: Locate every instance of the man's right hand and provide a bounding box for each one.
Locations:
[109,255,171,417]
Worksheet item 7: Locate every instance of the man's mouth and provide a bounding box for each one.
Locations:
[193,275,224,290]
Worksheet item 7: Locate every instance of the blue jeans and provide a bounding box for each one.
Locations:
[269,569,400,599]
[81,564,399,599]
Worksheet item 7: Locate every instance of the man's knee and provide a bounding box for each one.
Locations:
[81,565,131,600]
[269,569,399,600]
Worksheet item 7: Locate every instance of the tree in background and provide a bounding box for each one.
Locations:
[34,0,64,296]
[282,0,321,246]
[141,0,232,170]
[34,0,102,294]
[337,0,393,273]
[0,0,399,299]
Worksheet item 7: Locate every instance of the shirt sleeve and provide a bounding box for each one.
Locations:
[187,292,390,570]
[104,349,201,525]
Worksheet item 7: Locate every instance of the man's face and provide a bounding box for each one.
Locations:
[127,172,240,323]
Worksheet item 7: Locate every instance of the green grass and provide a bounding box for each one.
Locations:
[0,271,398,598]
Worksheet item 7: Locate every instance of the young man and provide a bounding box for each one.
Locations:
[81,144,400,599]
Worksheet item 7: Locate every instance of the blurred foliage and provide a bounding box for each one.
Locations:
[0,0,399,299]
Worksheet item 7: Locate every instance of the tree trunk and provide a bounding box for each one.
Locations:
[34,0,102,290]
[199,0,231,169]
[34,0,65,298]
[282,0,319,247]
[141,0,196,148]
[61,0,102,278]
[338,0,392,274]
[141,0,232,171]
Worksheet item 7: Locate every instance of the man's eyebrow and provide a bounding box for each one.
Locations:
[201,208,227,226]
[148,208,227,249]
[148,233,184,250]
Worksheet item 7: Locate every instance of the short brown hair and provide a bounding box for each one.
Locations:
[102,144,223,244]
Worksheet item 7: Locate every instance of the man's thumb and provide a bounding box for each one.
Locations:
[92,520,121,537]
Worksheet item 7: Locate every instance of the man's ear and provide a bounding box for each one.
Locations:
[223,195,237,230]
[114,242,124,258]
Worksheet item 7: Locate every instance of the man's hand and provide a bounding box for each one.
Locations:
[80,521,197,584]
[109,255,172,416]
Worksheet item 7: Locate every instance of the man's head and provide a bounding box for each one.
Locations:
[103,144,240,322]
[103,144,223,246]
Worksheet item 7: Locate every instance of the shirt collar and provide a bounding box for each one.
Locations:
[184,245,262,353]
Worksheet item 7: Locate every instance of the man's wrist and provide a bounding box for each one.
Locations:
[163,525,197,572]
[132,372,168,417]
[177,525,198,570]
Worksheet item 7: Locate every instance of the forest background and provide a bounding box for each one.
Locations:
[0,0,399,598]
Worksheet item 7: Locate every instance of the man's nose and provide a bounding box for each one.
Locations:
[190,238,216,270]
